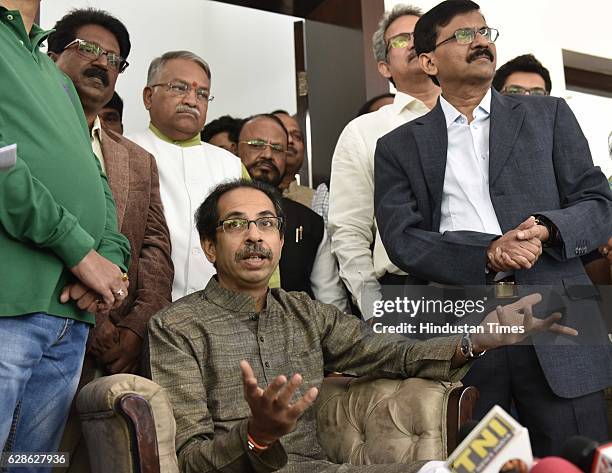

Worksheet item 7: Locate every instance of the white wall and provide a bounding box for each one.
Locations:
[385,0,612,177]
[40,1,298,135]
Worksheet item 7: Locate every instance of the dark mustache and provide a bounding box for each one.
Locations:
[254,158,280,173]
[235,242,272,261]
[84,67,109,86]
[468,48,493,63]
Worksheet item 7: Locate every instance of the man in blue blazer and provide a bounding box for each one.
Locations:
[375,0,612,456]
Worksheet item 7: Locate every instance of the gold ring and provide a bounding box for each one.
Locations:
[121,272,129,282]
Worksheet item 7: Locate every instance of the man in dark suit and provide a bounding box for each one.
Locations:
[237,114,348,311]
[374,0,612,456]
[49,9,173,471]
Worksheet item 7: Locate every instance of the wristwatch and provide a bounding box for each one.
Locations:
[460,333,486,359]
[533,215,559,247]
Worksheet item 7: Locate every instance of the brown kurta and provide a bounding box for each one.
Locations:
[147,278,469,473]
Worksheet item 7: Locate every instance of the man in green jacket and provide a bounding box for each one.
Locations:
[0,0,130,463]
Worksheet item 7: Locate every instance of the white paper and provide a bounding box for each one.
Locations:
[0,143,17,171]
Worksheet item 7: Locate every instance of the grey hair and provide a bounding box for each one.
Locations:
[372,4,423,63]
[146,50,212,85]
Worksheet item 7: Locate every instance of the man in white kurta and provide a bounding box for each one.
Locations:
[128,50,245,301]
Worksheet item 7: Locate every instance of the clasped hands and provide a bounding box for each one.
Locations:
[487,216,549,272]
[59,249,129,315]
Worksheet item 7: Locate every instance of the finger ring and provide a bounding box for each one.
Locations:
[121,272,129,282]
[602,247,609,256]
[115,289,125,297]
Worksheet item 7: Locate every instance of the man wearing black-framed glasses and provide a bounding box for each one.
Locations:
[493,54,552,97]
[375,0,612,456]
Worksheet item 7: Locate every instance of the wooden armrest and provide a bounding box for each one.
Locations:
[115,394,160,473]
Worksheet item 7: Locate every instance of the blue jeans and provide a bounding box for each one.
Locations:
[0,313,89,473]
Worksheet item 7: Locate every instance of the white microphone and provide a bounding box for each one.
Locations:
[445,405,533,473]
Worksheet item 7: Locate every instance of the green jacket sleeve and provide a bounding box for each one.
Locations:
[0,124,95,268]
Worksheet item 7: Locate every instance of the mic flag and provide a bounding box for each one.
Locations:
[445,405,533,473]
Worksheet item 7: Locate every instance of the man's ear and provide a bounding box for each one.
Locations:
[202,238,216,265]
[48,51,59,62]
[377,60,392,80]
[143,86,153,111]
[418,52,438,78]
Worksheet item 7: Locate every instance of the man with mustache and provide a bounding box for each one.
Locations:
[328,4,440,320]
[375,0,612,455]
[237,114,348,311]
[48,8,173,470]
[0,0,130,462]
[128,51,245,301]
[49,7,173,378]
[147,178,575,473]
[272,110,315,208]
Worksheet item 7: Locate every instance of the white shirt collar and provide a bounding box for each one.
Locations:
[91,115,103,142]
[391,91,428,115]
[440,88,492,129]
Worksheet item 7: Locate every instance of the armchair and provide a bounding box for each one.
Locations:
[76,374,477,473]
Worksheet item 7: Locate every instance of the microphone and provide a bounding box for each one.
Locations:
[445,405,533,473]
[561,436,612,473]
[530,457,583,473]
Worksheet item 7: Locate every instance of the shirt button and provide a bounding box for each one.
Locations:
[191,248,201,255]
[7,14,14,20]
[259,336,264,342]
[250,314,258,321]
[264,361,270,368]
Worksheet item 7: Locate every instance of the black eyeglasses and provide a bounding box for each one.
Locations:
[217,216,284,234]
[434,27,499,50]
[385,32,414,54]
[501,85,548,96]
[64,38,129,73]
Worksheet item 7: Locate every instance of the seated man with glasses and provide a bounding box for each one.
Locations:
[492,53,551,96]
[237,114,348,311]
[147,178,574,473]
[128,51,248,301]
[375,0,612,456]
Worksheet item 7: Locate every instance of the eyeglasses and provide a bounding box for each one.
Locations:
[435,27,499,49]
[385,32,414,54]
[501,85,548,96]
[217,216,284,234]
[239,139,285,154]
[64,39,129,73]
[149,81,214,102]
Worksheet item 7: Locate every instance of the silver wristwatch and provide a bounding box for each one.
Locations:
[460,333,486,359]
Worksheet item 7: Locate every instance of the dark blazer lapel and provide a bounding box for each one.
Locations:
[489,89,525,185]
[100,128,129,230]
[413,102,448,228]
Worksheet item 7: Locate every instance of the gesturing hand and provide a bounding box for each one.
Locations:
[240,360,318,446]
[472,293,578,351]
